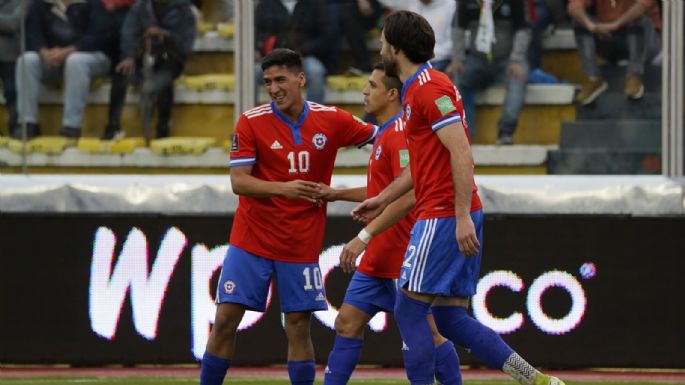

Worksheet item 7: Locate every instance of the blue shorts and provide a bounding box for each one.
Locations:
[398,210,484,297]
[343,271,397,316]
[216,245,328,313]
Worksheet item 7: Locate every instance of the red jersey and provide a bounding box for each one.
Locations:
[358,113,415,279]
[401,64,482,220]
[229,101,377,263]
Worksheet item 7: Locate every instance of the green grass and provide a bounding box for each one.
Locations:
[0,379,683,385]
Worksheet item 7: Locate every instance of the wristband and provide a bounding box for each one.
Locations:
[357,228,373,244]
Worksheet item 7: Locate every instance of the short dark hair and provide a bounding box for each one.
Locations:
[373,62,403,93]
[383,10,435,64]
[261,48,303,73]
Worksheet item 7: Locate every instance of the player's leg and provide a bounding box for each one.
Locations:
[200,245,274,385]
[394,218,447,385]
[430,210,564,385]
[428,314,462,385]
[276,261,329,385]
[324,271,390,385]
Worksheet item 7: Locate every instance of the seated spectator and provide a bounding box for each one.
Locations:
[14,0,114,139]
[0,0,22,137]
[448,0,531,145]
[568,0,661,105]
[326,0,384,75]
[106,0,196,139]
[99,0,133,140]
[527,0,566,72]
[255,0,335,104]
[402,0,457,72]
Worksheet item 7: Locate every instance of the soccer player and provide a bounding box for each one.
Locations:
[319,62,461,385]
[352,10,566,385]
[199,48,377,385]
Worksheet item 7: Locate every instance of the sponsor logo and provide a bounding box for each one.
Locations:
[223,280,236,294]
[315,292,326,301]
[230,134,239,152]
[435,95,457,116]
[312,133,328,150]
[399,149,409,168]
[401,341,409,351]
[404,104,411,121]
[270,140,283,150]
[375,145,382,160]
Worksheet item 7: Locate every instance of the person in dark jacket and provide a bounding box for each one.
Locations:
[447,0,531,145]
[14,0,113,139]
[106,0,195,139]
[255,0,335,103]
[0,0,23,136]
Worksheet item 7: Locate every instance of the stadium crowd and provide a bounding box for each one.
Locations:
[0,0,663,144]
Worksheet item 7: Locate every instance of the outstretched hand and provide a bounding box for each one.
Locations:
[351,196,385,223]
[280,180,321,203]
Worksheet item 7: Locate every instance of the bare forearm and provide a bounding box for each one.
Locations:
[377,167,414,207]
[365,190,415,237]
[450,146,474,219]
[231,173,286,198]
[330,187,367,202]
[615,2,647,27]
[568,5,594,29]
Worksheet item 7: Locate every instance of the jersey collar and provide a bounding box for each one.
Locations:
[374,111,403,145]
[401,62,432,104]
[271,100,310,145]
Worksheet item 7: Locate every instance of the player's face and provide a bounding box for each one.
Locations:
[362,69,391,116]
[263,65,305,111]
[380,31,399,78]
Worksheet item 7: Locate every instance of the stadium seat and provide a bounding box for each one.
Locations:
[77,138,147,154]
[217,22,235,38]
[150,137,216,155]
[7,136,75,154]
[327,75,369,92]
[178,74,236,90]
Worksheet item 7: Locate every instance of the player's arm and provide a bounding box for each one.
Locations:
[435,122,480,257]
[230,165,320,203]
[351,166,414,223]
[317,185,367,202]
[339,189,416,273]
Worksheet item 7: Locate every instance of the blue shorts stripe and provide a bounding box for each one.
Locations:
[409,218,431,291]
[417,219,437,291]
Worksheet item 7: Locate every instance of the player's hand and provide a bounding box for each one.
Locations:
[594,22,619,37]
[339,236,366,273]
[351,196,385,223]
[116,58,136,75]
[506,62,526,82]
[445,60,465,78]
[280,180,321,203]
[456,215,480,257]
[314,183,337,201]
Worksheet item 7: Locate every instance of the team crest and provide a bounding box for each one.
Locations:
[375,145,382,160]
[404,104,411,121]
[312,133,328,150]
[224,280,236,294]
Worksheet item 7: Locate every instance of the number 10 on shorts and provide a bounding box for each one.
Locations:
[303,267,323,290]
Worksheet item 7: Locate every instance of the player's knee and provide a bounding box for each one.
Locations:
[284,313,312,339]
[334,313,365,339]
[211,310,241,340]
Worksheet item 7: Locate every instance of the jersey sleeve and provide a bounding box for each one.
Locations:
[389,131,410,179]
[417,80,465,133]
[229,114,257,167]
[337,109,378,148]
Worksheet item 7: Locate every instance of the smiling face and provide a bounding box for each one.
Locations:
[380,31,399,78]
[363,69,393,116]
[262,64,305,114]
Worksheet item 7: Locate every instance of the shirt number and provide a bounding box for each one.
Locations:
[287,151,310,174]
[302,266,323,290]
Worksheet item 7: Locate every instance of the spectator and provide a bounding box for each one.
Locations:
[448,0,531,145]
[0,0,22,137]
[527,0,566,72]
[403,0,457,72]
[14,0,113,139]
[109,0,196,139]
[99,0,133,140]
[326,0,384,75]
[255,0,335,103]
[568,0,661,105]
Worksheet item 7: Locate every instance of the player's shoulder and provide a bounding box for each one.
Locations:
[242,103,274,120]
[418,68,454,89]
[307,101,338,113]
